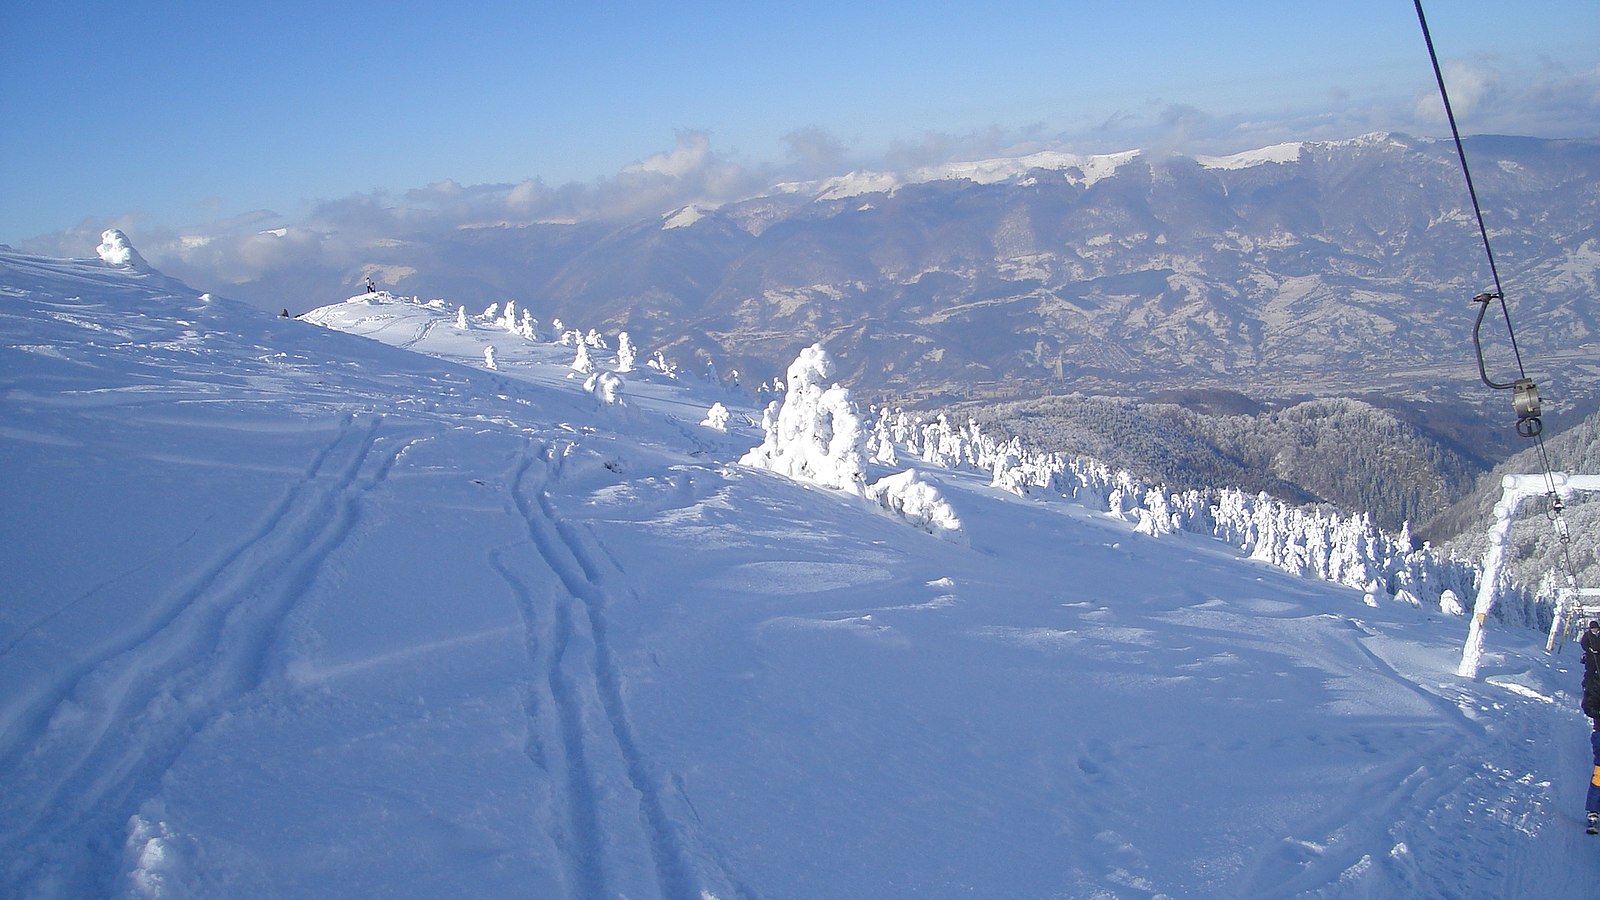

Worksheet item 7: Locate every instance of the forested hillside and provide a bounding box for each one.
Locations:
[1429,409,1600,601]
[951,393,1483,531]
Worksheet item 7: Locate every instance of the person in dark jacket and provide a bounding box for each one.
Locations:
[1582,620,1600,673]
[1585,667,1600,721]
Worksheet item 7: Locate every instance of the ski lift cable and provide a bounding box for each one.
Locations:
[1412,0,1529,383]
[1414,0,1591,641]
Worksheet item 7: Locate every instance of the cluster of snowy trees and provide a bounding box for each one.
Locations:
[954,394,1481,532]
[732,345,1547,627]
[741,345,965,542]
[868,408,1547,628]
[450,300,669,408]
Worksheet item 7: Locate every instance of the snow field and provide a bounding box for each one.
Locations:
[3,245,1599,897]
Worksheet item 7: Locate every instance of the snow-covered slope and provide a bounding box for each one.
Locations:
[3,243,1598,897]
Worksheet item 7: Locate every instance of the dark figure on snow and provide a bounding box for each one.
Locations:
[1583,665,1600,721]
[1582,620,1600,673]
[1588,724,1600,834]
[365,277,376,294]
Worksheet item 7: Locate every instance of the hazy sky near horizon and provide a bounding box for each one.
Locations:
[3,1,1596,246]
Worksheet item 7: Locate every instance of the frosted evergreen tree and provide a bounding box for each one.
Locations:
[583,371,624,406]
[865,470,965,543]
[585,329,606,349]
[571,342,595,375]
[501,300,518,332]
[616,332,637,373]
[483,346,497,370]
[480,303,499,322]
[740,344,867,495]
[96,229,148,268]
[647,350,678,378]
[702,402,730,432]
[455,305,468,329]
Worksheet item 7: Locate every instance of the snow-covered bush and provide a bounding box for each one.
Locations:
[702,402,730,432]
[647,350,678,378]
[584,371,624,406]
[740,344,867,495]
[867,469,965,543]
[97,229,148,268]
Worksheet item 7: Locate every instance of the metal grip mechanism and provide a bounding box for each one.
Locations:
[1473,292,1542,438]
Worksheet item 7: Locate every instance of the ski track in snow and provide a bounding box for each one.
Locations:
[0,411,408,894]
[500,441,712,900]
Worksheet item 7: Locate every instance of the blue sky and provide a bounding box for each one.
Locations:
[2,1,1596,246]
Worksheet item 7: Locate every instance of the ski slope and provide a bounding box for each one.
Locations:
[3,242,1598,898]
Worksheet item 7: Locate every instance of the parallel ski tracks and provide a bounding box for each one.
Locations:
[0,411,405,894]
[497,443,721,900]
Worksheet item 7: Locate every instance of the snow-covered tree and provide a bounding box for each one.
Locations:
[740,344,866,495]
[647,350,678,378]
[702,402,730,432]
[483,346,497,370]
[96,229,148,268]
[584,371,624,406]
[455,306,468,329]
[571,342,594,375]
[866,469,965,543]
[616,332,637,372]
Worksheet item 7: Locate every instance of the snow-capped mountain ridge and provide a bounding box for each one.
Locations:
[166,132,1597,428]
[780,133,1420,202]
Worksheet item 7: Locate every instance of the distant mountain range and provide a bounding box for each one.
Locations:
[199,133,1598,422]
[76,132,1588,541]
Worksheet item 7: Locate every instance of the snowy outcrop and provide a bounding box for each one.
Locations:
[96,229,148,269]
[740,344,867,495]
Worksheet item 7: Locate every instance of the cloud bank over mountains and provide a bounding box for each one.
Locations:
[15,53,1598,297]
